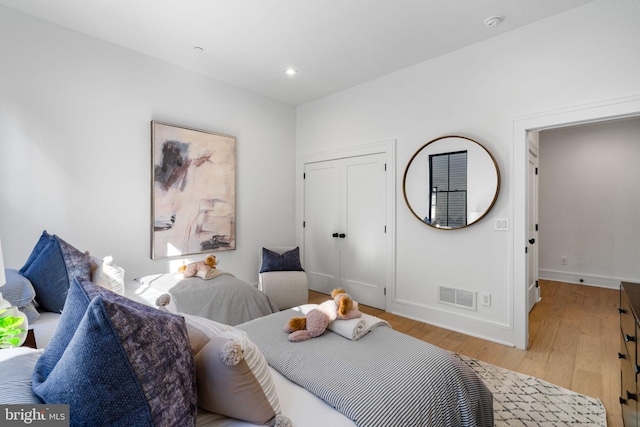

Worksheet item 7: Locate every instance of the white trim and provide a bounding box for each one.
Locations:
[512,94,640,349]
[387,309,516,348]
[539,269,629,290]
[296,140,396,309]
[393,296,512,330]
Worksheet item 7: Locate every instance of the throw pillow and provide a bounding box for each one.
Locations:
[260,247,304,273]
[19,231,91,313]
[0,269,36,308]
[91,255,125,295]
[0,269,39,323]
[183,314,288,426]
[32,279,197,427]
[0,347,44,404]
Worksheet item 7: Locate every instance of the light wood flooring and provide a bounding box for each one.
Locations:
[309,280,621,427]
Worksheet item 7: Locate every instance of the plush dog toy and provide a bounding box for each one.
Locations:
[178,255,218,279]
[284,289,361,342]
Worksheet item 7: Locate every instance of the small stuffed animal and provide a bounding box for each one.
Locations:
[285,289,361,342]
[333,289,361,320]
[179,255,218,279]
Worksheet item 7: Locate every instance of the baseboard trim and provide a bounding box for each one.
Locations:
[539,269,635,289]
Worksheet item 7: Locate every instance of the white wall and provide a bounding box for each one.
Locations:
[539,117,640,287]
[296,0,640,346]
[0,6,297,283]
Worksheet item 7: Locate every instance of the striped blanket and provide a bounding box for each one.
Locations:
[238,309,493,427]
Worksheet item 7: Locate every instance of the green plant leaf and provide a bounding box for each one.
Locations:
[2,337,21,346]
[0,316,24,329]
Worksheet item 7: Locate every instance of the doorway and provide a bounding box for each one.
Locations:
[513,95,640,349]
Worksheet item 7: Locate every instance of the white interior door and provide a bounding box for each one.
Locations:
[303,160,341,294]
[527,143,540,312]
[303,153,387,310]
[341,154,386,309]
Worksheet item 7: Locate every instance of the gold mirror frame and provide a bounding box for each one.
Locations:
[402,135,500,230]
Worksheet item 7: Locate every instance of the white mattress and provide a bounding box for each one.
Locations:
[28,311,60,349]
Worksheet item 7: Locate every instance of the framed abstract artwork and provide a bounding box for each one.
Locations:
[151,121,236,259]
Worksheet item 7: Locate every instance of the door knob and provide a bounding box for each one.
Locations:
[339,233,346,238]
[528,238,535,244]
[332,233,339,238]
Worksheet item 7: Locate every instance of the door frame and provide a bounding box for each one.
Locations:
[512,94,640,349]
[296,140,396,306]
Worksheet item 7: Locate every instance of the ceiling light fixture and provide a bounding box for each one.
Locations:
[484,16,504,28]
[285,68,298,76]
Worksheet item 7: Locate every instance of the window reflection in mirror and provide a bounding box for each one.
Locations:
[428,151,467,227]
[403,136,500,229]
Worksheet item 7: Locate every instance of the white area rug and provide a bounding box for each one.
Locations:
[456,354,607,426]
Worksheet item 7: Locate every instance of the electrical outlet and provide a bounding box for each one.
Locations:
[481,292,491,307]
[561,256,567,265]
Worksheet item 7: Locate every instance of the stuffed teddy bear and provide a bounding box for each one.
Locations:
[284,288,361,342]
[179,255,218,279]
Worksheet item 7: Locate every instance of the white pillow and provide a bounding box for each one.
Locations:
[181,314,289,426]
[91,256,125,295]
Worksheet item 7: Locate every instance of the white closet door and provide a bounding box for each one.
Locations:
[340,154,386,309]
[304,160,342,294]
[303,153,387,310]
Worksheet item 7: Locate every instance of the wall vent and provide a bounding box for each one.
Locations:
[438,286,477,311]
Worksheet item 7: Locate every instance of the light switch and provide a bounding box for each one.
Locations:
[494,219,509,231]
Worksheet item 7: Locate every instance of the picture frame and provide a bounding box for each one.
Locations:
[151,121,236,259]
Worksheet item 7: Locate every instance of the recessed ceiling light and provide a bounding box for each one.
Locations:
[484,16,504,28]
[285,68,298,76]
[194,46,204,53]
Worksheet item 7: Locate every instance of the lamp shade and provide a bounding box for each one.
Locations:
[0,237,5,287]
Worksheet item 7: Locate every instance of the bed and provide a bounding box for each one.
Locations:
[235,308,493,427]
[6,281,493,427]
[132,272,279,325]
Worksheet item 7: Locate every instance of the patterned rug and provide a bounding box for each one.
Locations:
[456,354,607,426]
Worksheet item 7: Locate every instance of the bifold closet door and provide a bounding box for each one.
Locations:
[303,153,386,310]
[303,160,342,298]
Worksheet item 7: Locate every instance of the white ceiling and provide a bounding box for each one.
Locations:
[1,0,598,105]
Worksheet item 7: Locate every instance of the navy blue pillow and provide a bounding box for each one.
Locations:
[19,230,52,273]
[260,247,304,273]
[32,279,197,427]
[20,231,91,313]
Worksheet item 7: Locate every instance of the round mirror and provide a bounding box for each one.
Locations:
[403,135,500,229]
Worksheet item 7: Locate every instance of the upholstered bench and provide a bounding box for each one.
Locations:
[258,246,308,310]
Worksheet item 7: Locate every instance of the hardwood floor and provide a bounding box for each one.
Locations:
[309,280,621,427]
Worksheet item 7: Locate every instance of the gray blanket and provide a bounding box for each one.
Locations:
[141,273,278,326]
[238,310,493,427]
